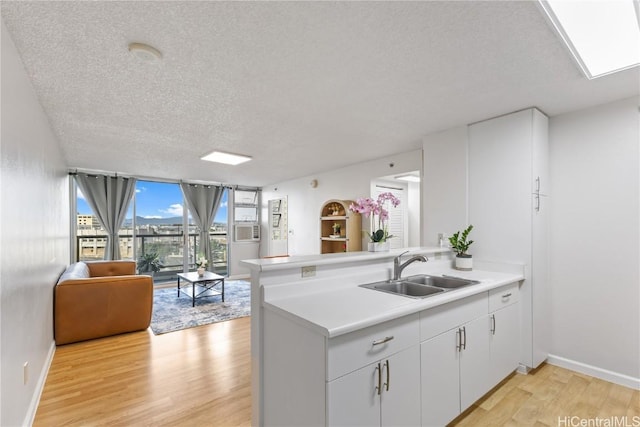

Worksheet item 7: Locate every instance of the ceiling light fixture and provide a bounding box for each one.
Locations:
[128,42,163,61]
[394,174,421,183]
[201,151,252,166]
[537,0,640,79]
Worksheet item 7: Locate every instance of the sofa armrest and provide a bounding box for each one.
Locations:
[55,274,153,345]
[87,260,136,277]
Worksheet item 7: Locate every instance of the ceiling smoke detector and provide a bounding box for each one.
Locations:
[128,42,162,61]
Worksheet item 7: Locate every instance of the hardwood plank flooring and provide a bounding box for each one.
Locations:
[34,317,251,427]
[451,364,639,427]
[35,318,638,426]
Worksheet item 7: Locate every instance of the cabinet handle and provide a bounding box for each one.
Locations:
[491,314,496,335]
[535,193,540,212]
[462,326,467,350]
[384,360,390,392]
[536,177,540,193]
[456,329,462,352]
[372,336,394,346]
[375,362,382,395]
[502,293,512,299]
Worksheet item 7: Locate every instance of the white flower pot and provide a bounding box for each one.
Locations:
[455,255,473,271]
[368,241,390,252]
[197,267,205,276]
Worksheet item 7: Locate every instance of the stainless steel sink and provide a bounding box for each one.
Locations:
[359,274,480,298]
[364,281,444,298]
[405,274,480,289]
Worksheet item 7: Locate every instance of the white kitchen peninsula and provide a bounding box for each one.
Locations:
[242,248,524,427]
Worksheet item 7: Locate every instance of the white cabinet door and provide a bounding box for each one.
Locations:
[532,108,550,196]
[459,315,491,412]
[328,346,421,427]
[381,346,421,427]
[468,109,532,265]
[421,330,460,427]
[328,360,381,427]
[532,189,549,368]
[489,303,520,388]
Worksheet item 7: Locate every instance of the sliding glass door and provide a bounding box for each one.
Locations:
[74,178,228,280]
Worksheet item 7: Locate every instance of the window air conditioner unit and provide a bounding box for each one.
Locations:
[235,223,260,242]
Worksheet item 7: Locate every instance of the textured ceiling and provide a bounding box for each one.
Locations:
[2,1,638,187]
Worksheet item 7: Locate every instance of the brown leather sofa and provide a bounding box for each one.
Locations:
[54,260,153,345]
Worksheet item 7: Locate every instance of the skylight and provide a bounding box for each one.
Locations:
[538,0,640,79]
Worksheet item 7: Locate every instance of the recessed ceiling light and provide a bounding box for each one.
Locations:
[201,151,252,166]
[394,174,421,183]
[128,42,162,61]
[538,0,640,79]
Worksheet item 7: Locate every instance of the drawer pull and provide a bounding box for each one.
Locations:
[502,293,512,299]
[372,336,394,346]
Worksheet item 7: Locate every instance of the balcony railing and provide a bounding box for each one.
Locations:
[76,232,228,279]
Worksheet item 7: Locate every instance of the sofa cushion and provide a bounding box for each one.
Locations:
[57,262,89,285]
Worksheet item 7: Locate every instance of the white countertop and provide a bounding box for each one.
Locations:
[263,266,524,338]
[241,246,452,272]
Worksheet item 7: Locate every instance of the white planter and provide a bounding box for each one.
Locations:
[368,241,390,252]
[197,267,205,276]
[455,255,473,271]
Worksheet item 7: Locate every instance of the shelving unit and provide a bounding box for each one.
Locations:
[319,200,361,253]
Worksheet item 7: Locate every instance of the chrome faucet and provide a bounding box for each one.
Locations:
[393,251,428,281]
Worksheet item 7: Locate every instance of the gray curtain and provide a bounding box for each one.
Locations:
[75,173,137,260]
[180,183,225,271]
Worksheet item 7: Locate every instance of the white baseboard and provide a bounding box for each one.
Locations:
[22,341,56,427]
[547,354,640,390]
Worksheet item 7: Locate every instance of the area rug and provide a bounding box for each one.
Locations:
[150,280,251,335]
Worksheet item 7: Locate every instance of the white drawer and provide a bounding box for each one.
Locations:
[327,313,419,381]
[489,282,519,312]
[420,292,488,341]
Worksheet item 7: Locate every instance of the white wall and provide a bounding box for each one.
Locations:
[548,97,639,382]
[261,149,422,256]
[1,21,70,426]
[422,126,468,246]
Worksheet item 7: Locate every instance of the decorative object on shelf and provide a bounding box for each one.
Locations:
[332,222,341,236]
[448,225,474,270]
[196,254,208,276]
[349,192,400,251]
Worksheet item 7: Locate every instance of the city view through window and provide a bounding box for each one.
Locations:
[76,180,229,279]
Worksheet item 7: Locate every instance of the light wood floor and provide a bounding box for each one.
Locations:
[35,318,638,426]
[35,317,251,427]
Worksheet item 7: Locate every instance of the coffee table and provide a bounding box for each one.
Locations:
[176,271,225,307]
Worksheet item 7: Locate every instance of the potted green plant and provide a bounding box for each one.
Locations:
[138,252,164,275]
[448,225,474,271]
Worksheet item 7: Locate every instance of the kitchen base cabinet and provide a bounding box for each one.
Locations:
[262,282,520,427]
[489,303,520,387]
[459,315,491,411]
[420,315,490,426]
[328,345,421,427]
[420,330,460,426]
[488,283,520,388]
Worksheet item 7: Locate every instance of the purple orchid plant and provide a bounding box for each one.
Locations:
[349,192,401,243]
